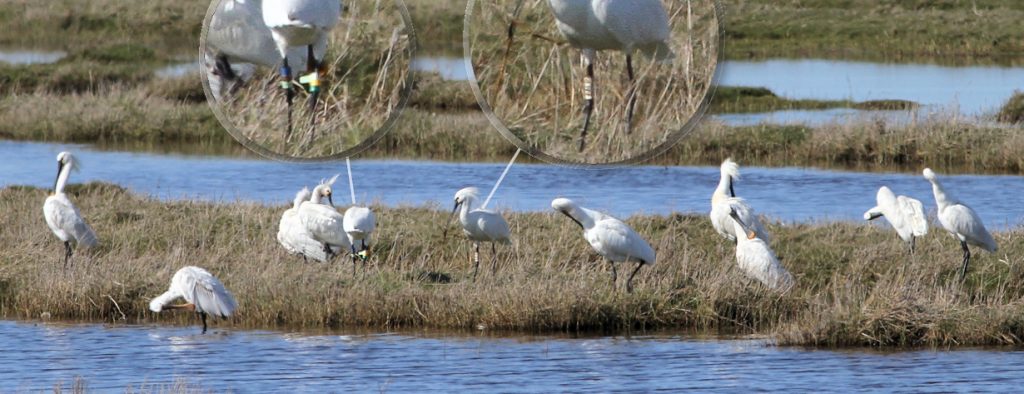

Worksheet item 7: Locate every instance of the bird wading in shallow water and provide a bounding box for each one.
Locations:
[149,266,238,334]
[923,168,997,281]
[263,0,342,139]
[709,158,770,244]
[43,151,98,269]
[545,0,675,151]
[447,187,512,279]
[863,186,928,253]
[551,198,655,293]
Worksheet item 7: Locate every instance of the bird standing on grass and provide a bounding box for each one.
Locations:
[863,186,928,253]
[923,168,997,281]
[278,187,334,262]
[298,176,352,262]
[551,198,655,293]
[728,205,793,291]
[262,0,342,139]
[43,151,98,269]
[546,0,675,151]
[150,266,238,334]
[342,158,377,273]
[709,158,770,243]
[447,187,512,278]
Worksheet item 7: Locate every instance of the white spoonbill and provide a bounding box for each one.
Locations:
[546,0,675,151]
[205,0,308,101]
[551,198,655,293]
[923,168,997,281]
[728,206,794,291]
[343,206,376,263]
[448,187,512,278]
[43,151,98,268]
[709,158,770,243]
[298,176,352,261]
[150,266,238,334]
[278,187,334,262]
[863,186,928,252]
[262,0,342,137]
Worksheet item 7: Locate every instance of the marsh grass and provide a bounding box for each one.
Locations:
[466,0,719,163]
[711,86,919,114]
[213,0,414,159]
[2,183,1023,347]
[998,92,1024,124]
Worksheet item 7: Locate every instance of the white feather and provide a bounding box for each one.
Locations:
[924,168,997,253]
[732,220,793,291]
[552,198,655,265]
[548,0,675,61]
[863,186,928,244]
[150,266,238,318]
[43,151,98,249]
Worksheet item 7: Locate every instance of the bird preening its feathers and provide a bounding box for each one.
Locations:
[150,266,238,334]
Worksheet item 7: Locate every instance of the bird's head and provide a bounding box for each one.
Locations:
[315,174,340,206]
[452,187,480,211]
[53,151,79,192]
[727,206,755,240]
[551,197,583,228]
[922,168,937,182]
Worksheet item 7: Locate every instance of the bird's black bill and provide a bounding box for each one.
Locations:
[327,194,334,207]
[728,209,749,232]
[560,210,583,229]
[443,201,461,239]
[866,212,883,221]
[53,161,62,192]
[728,177,736,198]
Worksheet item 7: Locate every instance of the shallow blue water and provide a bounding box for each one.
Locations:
[3,140,1023,229]
[2,320,1024,392]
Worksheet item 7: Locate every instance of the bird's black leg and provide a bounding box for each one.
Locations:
[624,54,637,134]
[491,243,498,274]
[200,312,208,334]
[626,262,644,293]
[350,244,358,277]
[959,241,971,282]
[910,236,916,254]
[473,242,481,279]
[323,243,334,260]
[280,58,294,139]
[63,241,72,270]
[579,62,595,152]
[306,45,320,141]
[610,260,618,289]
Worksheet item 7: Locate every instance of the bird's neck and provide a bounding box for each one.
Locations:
[574,206,598,230]
[712,174,733,202]
[54,163,72,194]
[929,180,954,210]
[459,197,477,220]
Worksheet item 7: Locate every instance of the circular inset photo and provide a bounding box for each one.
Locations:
[465,0,721,165]
[201,0,416,160]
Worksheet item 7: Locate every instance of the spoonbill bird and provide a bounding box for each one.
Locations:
[923,168,997,281]
[343,206,376,265]
[205,0,308,101]
[278,187,335,262]
[709,158,770,243]
[298,176,352,261]
[448,187,512,278]
[551,198,655,293]
[863,186,928,252]
[262,0,342,137]
[546,0,675,151]
[43,151,98,268]
[150,266,238,334]
[728,206,794,291]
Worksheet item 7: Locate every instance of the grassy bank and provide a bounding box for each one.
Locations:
[998,92,1024,124]
[1,183,1023,347]
[710,86,918,114]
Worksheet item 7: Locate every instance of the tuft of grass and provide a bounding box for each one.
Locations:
[997,92,1024,124]
[1,183,1023,347]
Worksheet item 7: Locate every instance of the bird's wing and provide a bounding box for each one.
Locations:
[476,211,512,243]
[897,196,928,237]
[299,203,349,247]
[943,204,997,252]
[209,0,284,66]
[263,0,341,30]
[343,207,377,234]
[182,267,238,318]
[709,202,737,241]
[736,240,792,291]
[46,195,98,247]
[727,198,771,243]
[595,0,673,56]
[278,211,329,262]
[592,219,655,264]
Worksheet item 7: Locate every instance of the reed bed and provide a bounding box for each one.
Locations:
[2,183,1023,347]
[465,0,720,163]
[213,0,414,159]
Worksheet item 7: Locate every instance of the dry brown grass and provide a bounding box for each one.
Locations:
[2,183,1023,347]
[211,0,414,159]
[465,0,720,164]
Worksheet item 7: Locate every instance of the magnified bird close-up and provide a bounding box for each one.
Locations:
[203,0,415,159]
